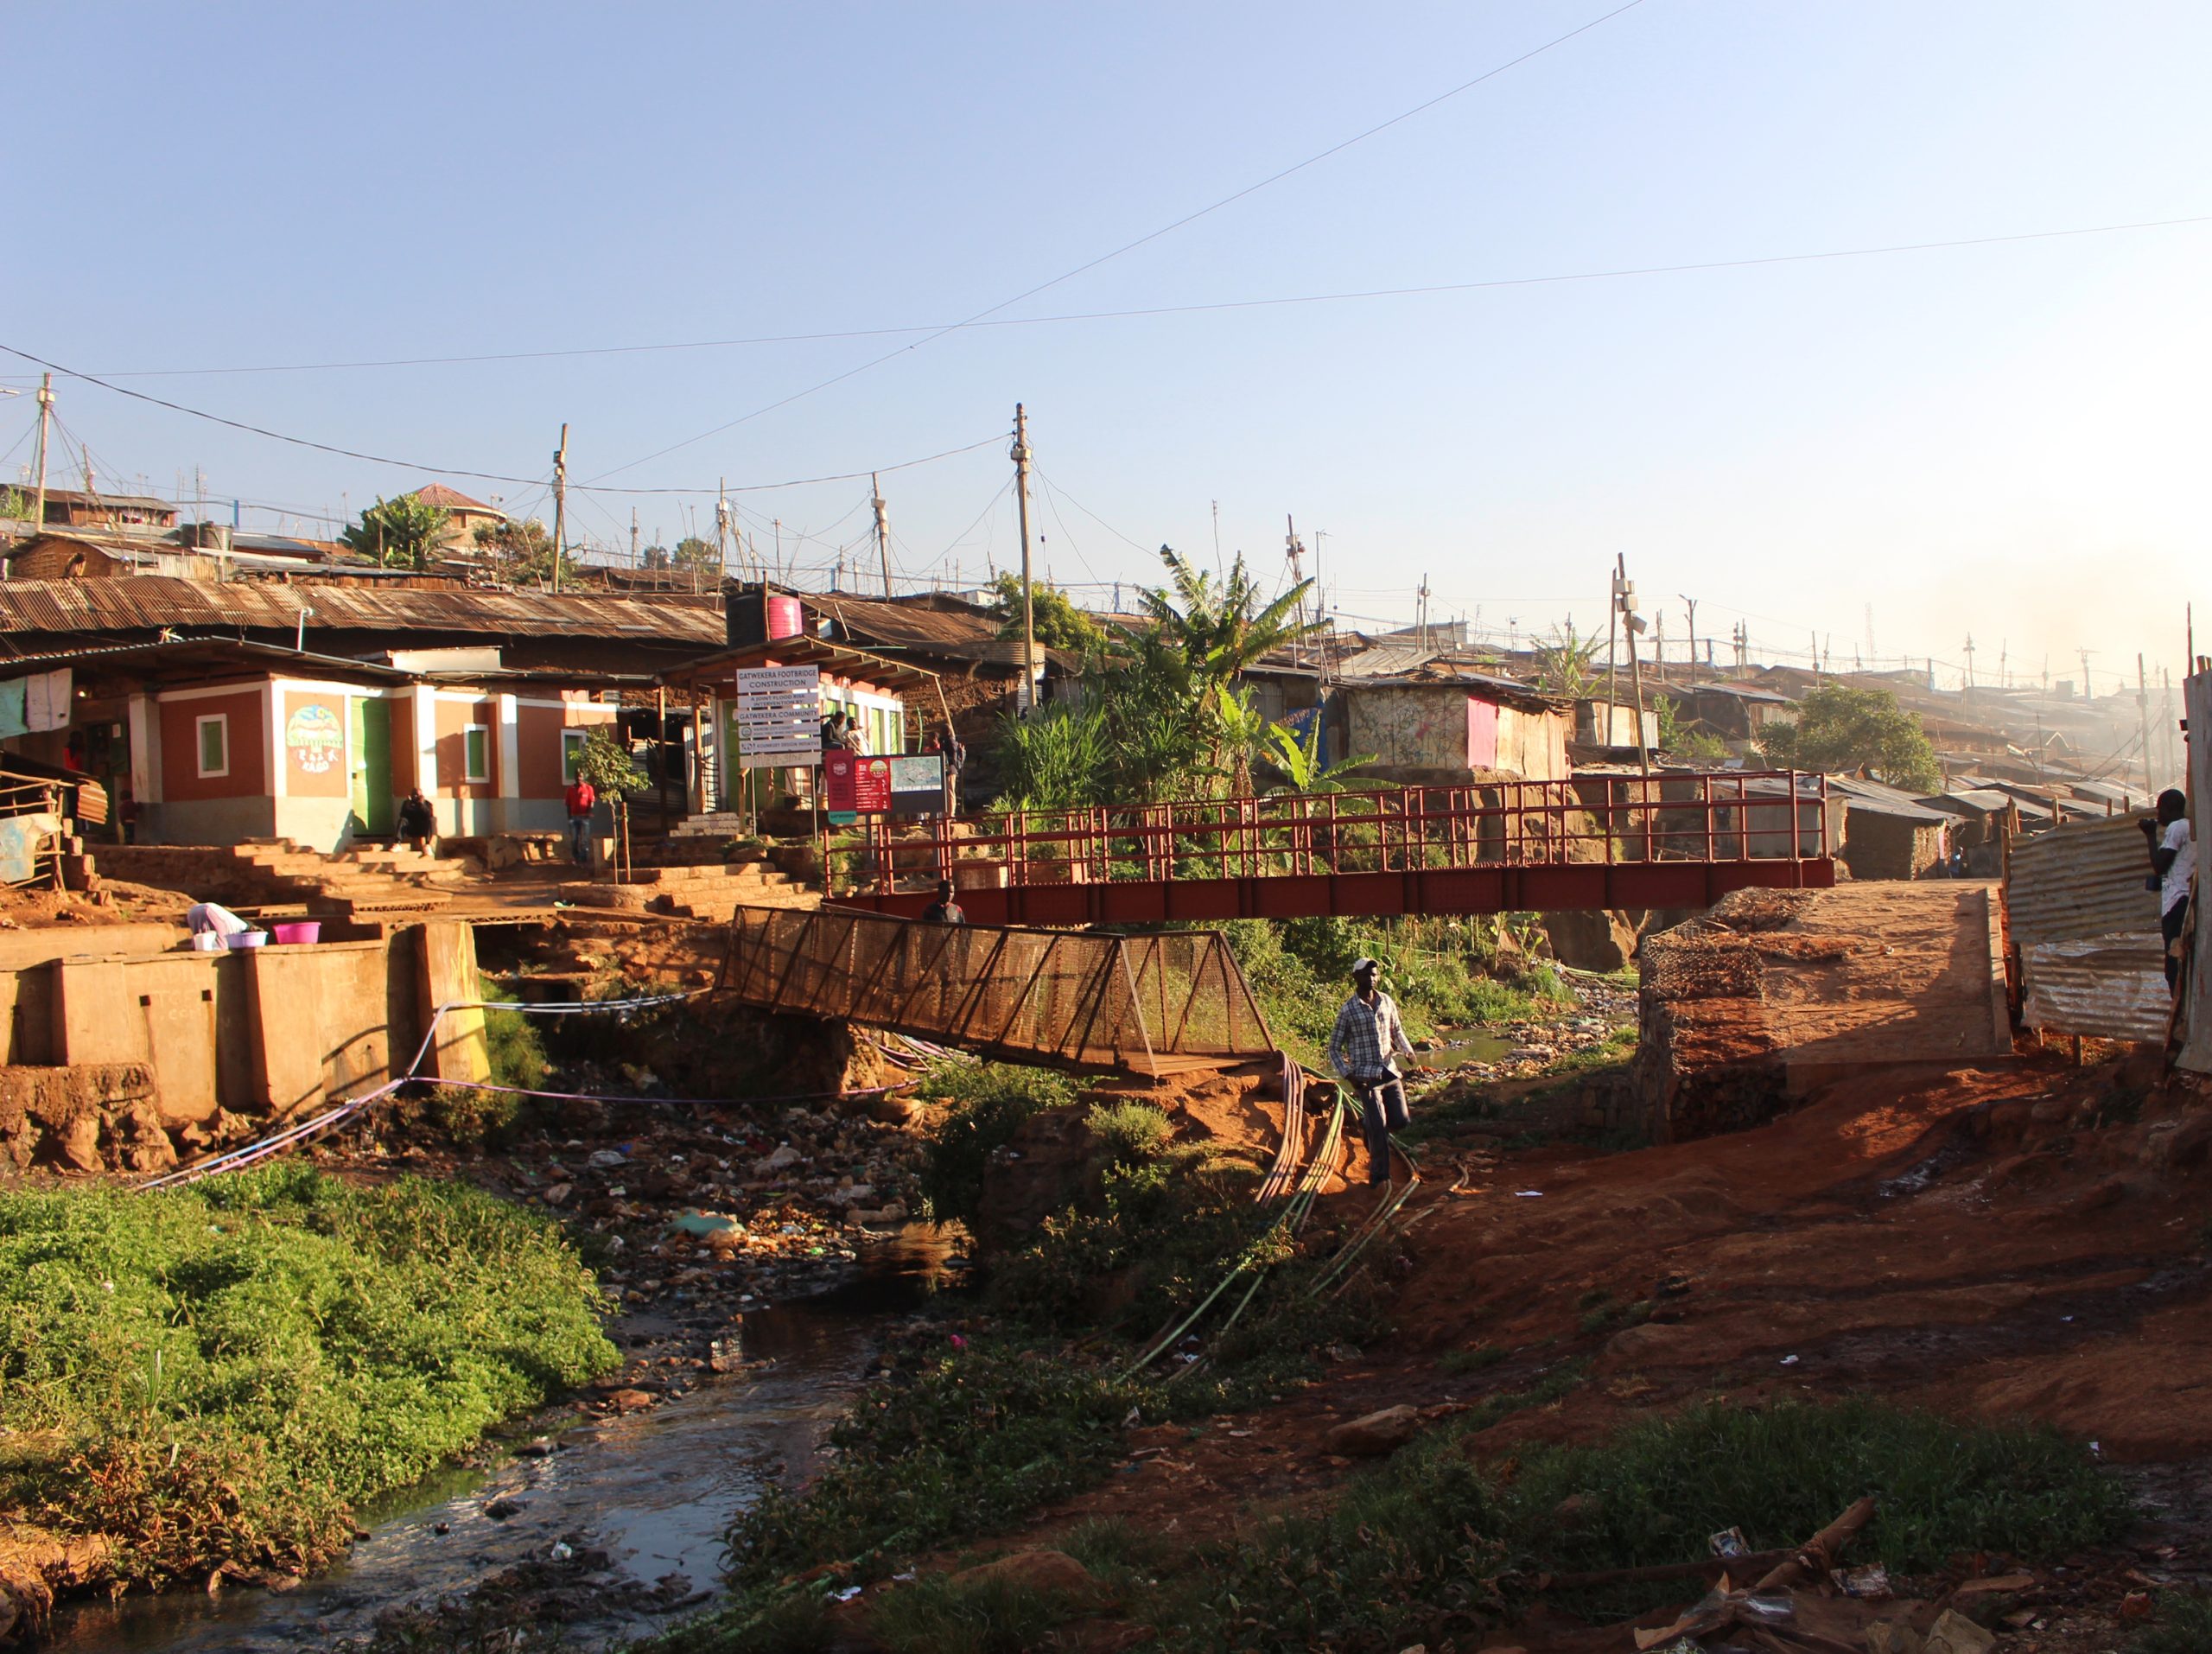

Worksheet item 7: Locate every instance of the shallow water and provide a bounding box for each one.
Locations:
[40,1226,958,1653]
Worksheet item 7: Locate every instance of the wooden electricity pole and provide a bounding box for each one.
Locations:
[1680,594,1699,689]
[1011,404,1038,712]
[29,372,54,537]
[550,423,569,595]
[872,473,894,599]
[1618,563,1651,776]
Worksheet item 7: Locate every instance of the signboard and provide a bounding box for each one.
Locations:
[286,703,345,775]
[888,753,946,818]
[732,665,821,770]
[823,751,893,820]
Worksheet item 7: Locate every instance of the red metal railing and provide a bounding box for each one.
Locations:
[853,771,1831,896]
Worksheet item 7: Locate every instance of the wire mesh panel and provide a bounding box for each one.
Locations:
[727,907,1279,1070]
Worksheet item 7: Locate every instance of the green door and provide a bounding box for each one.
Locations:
[350,697,394,834]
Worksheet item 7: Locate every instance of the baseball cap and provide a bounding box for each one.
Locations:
[1351,957,1379,976]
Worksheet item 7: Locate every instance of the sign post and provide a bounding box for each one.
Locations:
[732,666,821,770]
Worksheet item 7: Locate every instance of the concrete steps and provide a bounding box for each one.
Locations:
[594,858,816,923]
[233,837,457,916]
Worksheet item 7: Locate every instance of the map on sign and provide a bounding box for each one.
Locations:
[732,665,821,770]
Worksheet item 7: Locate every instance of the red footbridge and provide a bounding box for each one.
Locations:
[836,771,1837,926]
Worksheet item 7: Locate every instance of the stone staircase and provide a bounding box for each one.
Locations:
[602,857,817,923]
[233,837,467,917]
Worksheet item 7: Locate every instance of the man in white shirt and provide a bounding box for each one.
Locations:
[1327,957,1418,1186]
[2141,789,2194,991]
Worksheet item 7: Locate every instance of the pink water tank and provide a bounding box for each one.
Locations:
[766,595,804,639]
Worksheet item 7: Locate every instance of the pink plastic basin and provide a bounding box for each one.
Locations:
[271,921,321,945]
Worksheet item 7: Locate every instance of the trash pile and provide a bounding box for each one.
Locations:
[1531,1498,2035,1653]
[1445,974,1638,1082]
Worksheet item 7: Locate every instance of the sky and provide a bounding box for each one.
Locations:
[6,2,2209,696]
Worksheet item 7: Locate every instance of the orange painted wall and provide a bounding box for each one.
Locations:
[517,702,616,798]
[160,687,265,801]
[434,696,496,799]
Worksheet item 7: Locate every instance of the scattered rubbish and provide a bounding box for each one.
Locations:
[1514,1190,1545,1198]
[585,1148,627,1171]
[1708,1526,1750,1558]
[1740,1593,1795,1621]
[670,1210,742,1237]
[830,1585,865,1602]
[1778,1353,1801,1366]
[1923,1607,1997,1653]
[550,1541,573,1562]
[1834,1562,1892,1599]
[1122,1406,1142,1427]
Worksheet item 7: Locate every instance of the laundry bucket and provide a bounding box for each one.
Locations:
[224,930,269,950]
[270,921,321,946]
[188,931,225,953]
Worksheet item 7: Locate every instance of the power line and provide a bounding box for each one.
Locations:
[581,3,1647,482]
[0,342,1005,497]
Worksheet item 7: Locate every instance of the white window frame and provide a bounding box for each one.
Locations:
[194,713,229,779]
[462,723,491,784]
[562,727,588,785]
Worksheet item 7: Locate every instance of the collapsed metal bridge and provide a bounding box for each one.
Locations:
[722,904,1277,1077]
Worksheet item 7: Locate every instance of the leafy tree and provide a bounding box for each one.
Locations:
[472,517,569,584]
[1758,684,1940,791]
[987,572,1102,652]
[1654,694,1730,762]
[0,487,35,524]
[639,543,671,569]
[1535,621,1601,698]
[672,536,721,573]
[342,494,450,571]
[569,726,647,859]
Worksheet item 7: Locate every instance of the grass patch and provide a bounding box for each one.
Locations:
[0,1166,614,1589]
[914,1062,1081,1231]
[1141,1392,2126,1645]
[867,1570,1087,1654]
[478,975,550,1091]
[1084,1099,1172,1161]
[1439,1344,1508,1375]
[2135,1593,2212,1653]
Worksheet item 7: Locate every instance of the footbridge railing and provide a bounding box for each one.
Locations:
[722,905,1277,1076]
[841,771,1836,926]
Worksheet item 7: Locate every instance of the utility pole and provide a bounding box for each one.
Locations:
[1284,516,1306,666]
[1607,559,1622,716]
[715,479,730,581]
[1653,612,1667,687]
[630,507,640,566]
[1680,595,1699,688]
[29,372,53,536]
[871,474,894,599]
[1733,620,1749,676]
[550,423,569,595]
[2077,647,2094,700]
[1415,573,1432,652]
[1962,634,1975,692]
[2139,653,2155,788]
[1617,564,1651,775]
[1011,404,1039,712]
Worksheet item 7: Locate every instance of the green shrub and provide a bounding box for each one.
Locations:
[476,976,550,1091]
[1084,1099,1172,1161]
[2135,1594,2212,1653]
[0,1167,614,1588]
[915,1063,1081,1231]
[868,1569,1087,1654]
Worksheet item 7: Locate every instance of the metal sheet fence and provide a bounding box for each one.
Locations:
[725,906,1275,1071]
[2006,813,2171,1043]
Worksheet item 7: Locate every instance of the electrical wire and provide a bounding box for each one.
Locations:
[581,3,1649,482]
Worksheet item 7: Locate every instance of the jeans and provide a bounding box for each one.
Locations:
[2164,898,2189,989]
[1351,1075,1408,1184]
[569,814,592,867]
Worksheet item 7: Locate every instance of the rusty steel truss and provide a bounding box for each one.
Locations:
[723,905,1276,1075]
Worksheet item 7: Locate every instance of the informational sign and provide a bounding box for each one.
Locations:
[285,703,345,775]
[887,754,946,817]
[732,665,821,770]
[823,751,893,821]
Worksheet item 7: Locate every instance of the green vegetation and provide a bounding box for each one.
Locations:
[1654,692,1731,761]
[1142,1395,2126,1644]
[1084,1097,1172,1161]
[342,492,451,572]
[1758,682,1942,791]
[1438,1343,1507,1375]
[478,975,551,1092]
[0,1167,614,1588]
[986,571,1103,653]
[2135,1594,2212,1653]
[913,1061,1080,1231]
[868,1568,1086,1654]
[1534,620,1600,697]
[470,516,571,584]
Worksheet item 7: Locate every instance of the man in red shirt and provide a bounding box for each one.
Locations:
[564,777,597,867]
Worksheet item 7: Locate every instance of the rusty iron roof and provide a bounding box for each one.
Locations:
[0,574,723,646]
[2006,813,2170,1042]
[662,634,940,697]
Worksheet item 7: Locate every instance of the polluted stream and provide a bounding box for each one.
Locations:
[41,1226,961,1654]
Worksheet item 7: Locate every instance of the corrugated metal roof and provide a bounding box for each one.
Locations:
[0,574,722,644]
[2006,813,2170,1041]
[1826,774,1953,823]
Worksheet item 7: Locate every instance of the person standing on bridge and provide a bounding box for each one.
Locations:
[1328,957,1417,1186]
[920,877,966,925]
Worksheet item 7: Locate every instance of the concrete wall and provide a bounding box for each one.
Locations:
[1347,685,1568,784]
[1,920,485,1145]
[1842,810,1946,881]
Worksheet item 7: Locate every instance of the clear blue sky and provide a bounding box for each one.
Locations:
[8,2,2208,694]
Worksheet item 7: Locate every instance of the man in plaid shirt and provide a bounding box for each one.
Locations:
[1327,957,1417,1186]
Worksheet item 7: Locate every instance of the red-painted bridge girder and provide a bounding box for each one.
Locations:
[836,856,1834,927]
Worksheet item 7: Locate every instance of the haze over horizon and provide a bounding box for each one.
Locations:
[7,2,2208,695]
